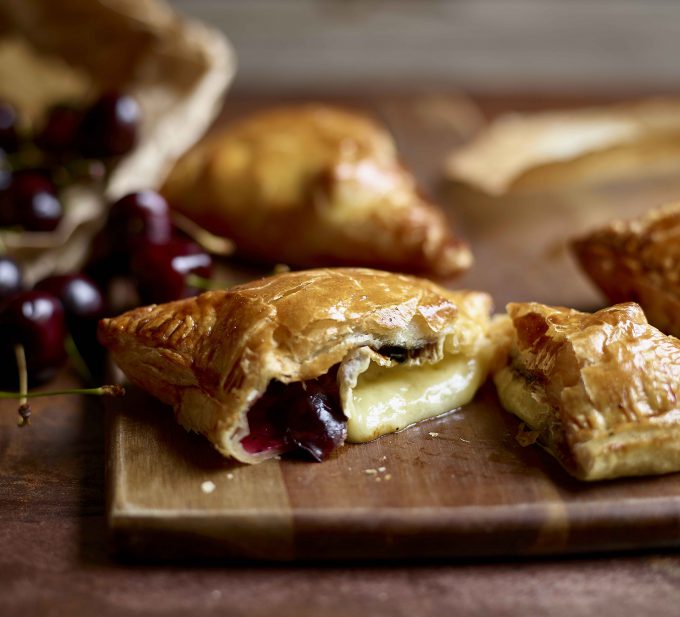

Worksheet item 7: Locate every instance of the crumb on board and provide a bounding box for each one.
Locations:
[364,466,391,482]
[226,473,234,480]
[429,432,439,438]
[201,480,216,494]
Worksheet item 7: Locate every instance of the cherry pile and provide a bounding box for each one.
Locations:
[0,92,140,232]
[87,190,213,305]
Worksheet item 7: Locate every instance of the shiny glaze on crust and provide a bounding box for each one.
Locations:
[161,104,471,277]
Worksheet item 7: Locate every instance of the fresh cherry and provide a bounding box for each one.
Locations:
[0,256,23,301]
[78,91,140,157]
[11,171,63,232]
[0,101,19,153]
[131,237,213,304]
[0,291,66,387]
[34,273,105,321]
[36,103,82,154]
[109,190,172,249]
[34,274,106,375]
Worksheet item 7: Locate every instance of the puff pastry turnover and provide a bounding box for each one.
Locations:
[99,268,494,463]
[492,301,680,481]
[572,202,680,338]
[161,104,472,277]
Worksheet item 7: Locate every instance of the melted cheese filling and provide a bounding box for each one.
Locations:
[342,353,487,443]
[493,365,552,430]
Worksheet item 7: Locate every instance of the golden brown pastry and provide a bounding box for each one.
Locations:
[99,268,493,464]
[492,302,680,481]
[572,202,680,338]
[161,104,472,277]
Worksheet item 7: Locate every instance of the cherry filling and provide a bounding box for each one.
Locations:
[241,367,347,461]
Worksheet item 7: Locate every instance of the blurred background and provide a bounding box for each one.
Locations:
[171,0,680,94]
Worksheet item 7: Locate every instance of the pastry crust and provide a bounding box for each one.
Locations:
[493,301,680,481]
[572,202,680,338]
[99,268,492,463]
[161,104,472,277]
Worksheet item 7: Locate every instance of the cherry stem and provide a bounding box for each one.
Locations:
[65,333,93,385]
[171,212,235,256]
[0,384,125,400]
[14,344,29,427]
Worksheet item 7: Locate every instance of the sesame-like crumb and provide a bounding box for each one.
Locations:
[226,473,234,480]
[201,481,216,494]
[429,432,439,438]
[364,468,378,475]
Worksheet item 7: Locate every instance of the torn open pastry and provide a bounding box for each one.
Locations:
[99,268,494,463]
[492,301,680,481]
[161,104,472,278]
[572,202,680,338]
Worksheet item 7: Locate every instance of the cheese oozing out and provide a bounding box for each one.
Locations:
[493,364,553,431]
[339,341,492,443]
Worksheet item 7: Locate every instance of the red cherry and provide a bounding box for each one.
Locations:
[11,172,63,232]
[78,91,140,157]
[0,256,23,301]
[0,291,66,387]
[108,191,172,250]
[34,274,106,376]
[131,237,213,304]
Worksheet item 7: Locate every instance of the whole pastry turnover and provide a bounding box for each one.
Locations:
[99,268,494,464]
[161,104,472,277]
[492,301,680,481]
[572,202,680,338]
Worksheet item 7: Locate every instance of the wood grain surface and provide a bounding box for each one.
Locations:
[3,93,680,616]
[108,93,680,561]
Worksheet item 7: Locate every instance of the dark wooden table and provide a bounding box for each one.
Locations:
[2,93,680,616]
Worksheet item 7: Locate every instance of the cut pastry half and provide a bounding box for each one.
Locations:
[161,104,472,278]
[572,201,680,338]
[492,302,680,481]
[99,268,494,464]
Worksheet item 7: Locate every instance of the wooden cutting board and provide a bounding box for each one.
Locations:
[107,383,680,560]
[107,97,680,560]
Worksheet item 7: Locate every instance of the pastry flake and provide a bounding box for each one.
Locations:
[572,201,680,338]
[161,104,472,277]
[446,98,680,195]
[492,301,680,481]
[99,268,494,464]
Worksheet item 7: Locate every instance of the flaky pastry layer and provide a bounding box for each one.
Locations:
[492,301,680,480]
[572,202,680,338]
[99,268,492,463]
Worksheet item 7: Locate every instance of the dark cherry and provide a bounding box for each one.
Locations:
[34,274,105,321]
[34,274,106,375]
[241,369,347,461]
[11,171,63,232]
[36,104,82,154]
[78,91,140,157]
[109,190,172,250]
[282,374,346,461]
[131,237,213,304]
[0,101,19,153]
[0,256,23,301]
[0,291,66,387]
